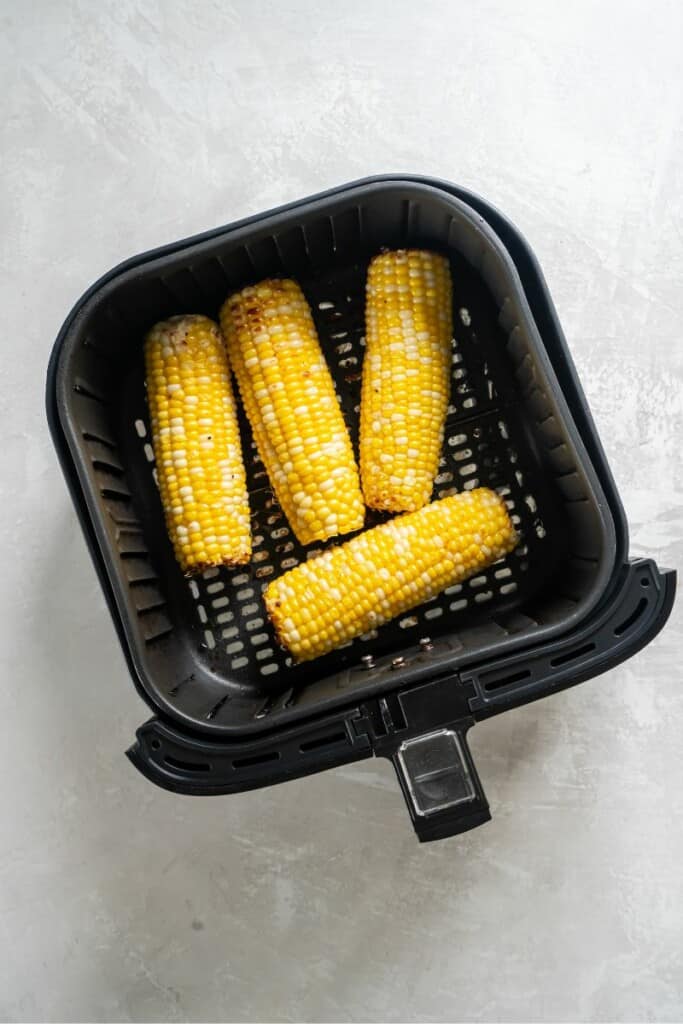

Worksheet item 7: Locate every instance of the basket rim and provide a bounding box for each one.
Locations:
[47,175,620,737]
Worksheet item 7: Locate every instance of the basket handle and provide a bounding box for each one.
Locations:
[388,720,491,842]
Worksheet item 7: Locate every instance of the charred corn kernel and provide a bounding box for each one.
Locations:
[220,279,364,545]
[144,315,251,574]
[264,487,517,661]
[360,249,453,513]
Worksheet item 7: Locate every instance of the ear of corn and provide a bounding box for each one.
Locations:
[264,487,517,662]
[144,314,251,574]
[220,279,365,546]
[360,249,453,513]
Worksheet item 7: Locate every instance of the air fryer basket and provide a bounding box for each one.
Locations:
[48,179,674,842]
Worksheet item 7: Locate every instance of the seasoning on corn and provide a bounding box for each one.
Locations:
[360,249,453,513]
[264,487,517,662]
[220,278,365,546]
[144,314,251,574]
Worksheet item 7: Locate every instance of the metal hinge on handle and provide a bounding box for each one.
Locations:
[356,673,491,842]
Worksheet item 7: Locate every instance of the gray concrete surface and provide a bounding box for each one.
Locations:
[2,0,682,1020]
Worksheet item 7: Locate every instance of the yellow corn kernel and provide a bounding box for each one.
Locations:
[220,279,364,545]
[264,487,517,661]
[360,249,453,512]
[144,314,251,574]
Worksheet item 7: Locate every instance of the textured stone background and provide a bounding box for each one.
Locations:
[1,0,681,1020]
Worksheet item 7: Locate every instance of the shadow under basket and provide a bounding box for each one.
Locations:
[47,178,675,842]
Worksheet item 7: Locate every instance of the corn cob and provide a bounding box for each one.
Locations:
[360,249,453,513]
[264,487,517,662]
[220,279,364,546]
[144,314,251,574]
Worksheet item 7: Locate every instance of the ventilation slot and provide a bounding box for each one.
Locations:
[164,755,211,773]
[614,598,648,638]
[549,642,596,668]
[233,750,280,770]
[482,667,532,692]
[300,731,348,753]
[83,430,118,450]
[101,486,132,502]
[74,380,109,404]
[168,675,194,697]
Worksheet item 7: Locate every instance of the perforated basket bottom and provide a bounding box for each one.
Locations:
[120,250,562,698]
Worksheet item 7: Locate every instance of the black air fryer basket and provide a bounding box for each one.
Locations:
[47,177,675,842]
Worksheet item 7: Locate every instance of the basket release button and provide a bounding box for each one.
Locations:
[391,722,490,842]
[397,729,475,815]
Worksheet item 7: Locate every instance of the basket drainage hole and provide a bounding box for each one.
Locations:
[135,419,147,438]
[424,607,443,620]
[640,577,650,588]
[150,739,161,751]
